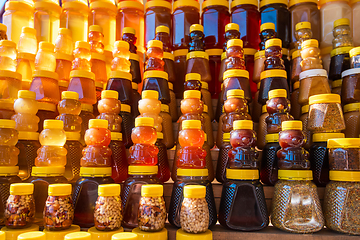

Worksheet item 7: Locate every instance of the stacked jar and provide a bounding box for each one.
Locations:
[60,1,88,43]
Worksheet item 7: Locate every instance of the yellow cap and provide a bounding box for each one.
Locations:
[33,70,59,80]
[43,120,63,130]
[295,21,311,31]
[177,169,208,177]
[184,90,201,99]
[268,89,287,99]
[225,23,239,32]
[146,0,171,9]
[131,82,138,91]
[332,79,342,88]
[0,166,19,176]
[48,184,72,196]
[89,25,103,34]
[281,120,302,130]
[0,23,6,32]
[122,27,136,35]
[114,41,130,50]
[329,170,360,182]
[65,232,91,240]
[265,133,279,143]
[301,105,309,114]
[31,167,65,176]
[176,229,212,240]
[62,91,79,100]
[88,227,124,239]
[265,38,282,49]
[334,18,350,28]
[112,233,138,240]
[80,167,112,177]
[232,0,258,7]
[185,73,201,82]
[0,40,15,49]
[183,185,205,198]
[98,184,120,196]
[162,52,173,61]
[312,133,345,142]
[203,0,228,8]
[22,27,36,35]
[81,103,93,112]
[223,69,249,80]
[111,132,122,141]
[260,69,287,80]
[59,28,72,36]
[70,70,95,80]
[63,1,89,11]
[260,0,288,8]
[254,50,265,60]
[327,138,360,148]
[289,0,317,7]
[190,24,203,33]
[128,166,158,175]
[10,183,33,195]
[101,90,118,100]
[18,232,45,240]
[129,53,140,61]
[292,50,301,59]
[89,119,108,129]
[223,132,230,142]
[142,90,159,99]
[121,104,131,113]
[141,184,163,197]
[155,26,170,34]
[173,49,188,57]
[90,1,117,12]
[173,0,200,10]
[168,82,173,90]
[186,51,209,60]
[243,48,257,56]
[278,170,313,180]
[135,117,154,127]
[293,81,300,90]
[147,40,163,49]
[233,120,253,130]
[226,169,259,180]
[349,46,360,58]
[301,39,318,49]
[262,105,267,113]
[227,39,243,48]
[0,119,15,129]
[39,41,54,51]
[182,120,201,129]
[344,102,360,113]
[226,89,244,99]
[44,225,81,240]
[260,22,275,32]
[143,70,168,80]
[65,132,81,141]
[308,94,341,105]
[221,51,227,61]
[161,104,169,113]
[201,81,208,90]
[157,132,163,139]
[331,46,354,57]
[75,41,90,50]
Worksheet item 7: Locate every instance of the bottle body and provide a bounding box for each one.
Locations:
[60,2,89,43]
[44,194,74,231]
[145,4,171,46]
[34,2,61,44]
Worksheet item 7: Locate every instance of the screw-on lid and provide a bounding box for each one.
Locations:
[142,90,159,99]
[143,70,168,80]
[81,103,93,112]
[293,81,300,90]
[349,46,360,58]
[89,25,103,34]
[254,50,265,60]
[173,49,188,57]
[75,41,90,50]
[184,90,201,99]
[185,73,201,81]
[262,105,267,113]
[226,169,259,180]
[101,90,118,100]
[65,232,91,240]
[48,184,72,196]
[309,94,341,104]
[312,133,344,142]
[114,40,130,50]
[301,39,318,49]
[0,119,15,129]
[331,46,353,57]
[223,69,249,80]
[243,48,257,56]
[39,41,54,51]
[176,229,212,240]
[182,120,201,129]
[43,120,64,129]
[186,51,209,60]
[265,133,279,143]
[173,0,200,10]
[89,119,108,129]
[66,132,81,141]
[289,0,318,7]
[299,69,328,80]
[98,184,121,196]
[177,168,208,177]
[260,69,287,80]
[260,0,288,7]
[141,184,163,197]
[110,71,132,81]
[330,170,360,182]
[203,0,229,9]
[155,25,169,34]
[184,185,205,198]
[70,70,95,80]
[201,81,208,90]
[121,104,131,113]
[128,165,158,175]
[112,233,138,240]
[90,1,117,12]
[260,22,275,32]
[334,18,350,28]
[190,24,203,33]
[0,40,16,49]
[281,120,302,130]
[31,166,65,176]
[0,166,19,176]
[135,117,154,127]
[233,120,253,130]
[161,104,169,113]
[341,67,360,78]
[22,27,36,35]
[225,23,239,32]
[295,21,311,31]
[10,183,34,195]
[344,102,360,113]
[80,167,112,177]
[18,232,46,240]
[62,91,79,100]
[157,132,163,139]
[301,105,309,114]
[292,50,301,59]
[59,28,72,36]
[278,170,313,180]
[147,40,163,49]
[227,39,243,48]
[122,27,136,35]
[265,38,282,49]
[168,82,173,90]
[327,138,360,148]
[0,23,6,32]
[223,133,230,142]
[111,132,122,141]
[268,89,287,99]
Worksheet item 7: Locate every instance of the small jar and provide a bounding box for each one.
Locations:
[5,183,35,229]
[341,68,360,104]
[260,133,281,186]
[44,184,74,231]
[328,46,353,81]
[298,69,331,106]
[343,103,360,138]
[271,170,324,233]
[186,51,212,83]
[328,138,360,170]
[308,94,345,133]
[324,171,360,235]
[349,46,360,68]
[258,69,289,105]
[94,184,122,231]
[30,70,60,105]
[310,133,344,187]
[68,70,97,105]
[290,50,301,83]
[290,81,301,119]
[138,185,166,232]
[180,185,209,234]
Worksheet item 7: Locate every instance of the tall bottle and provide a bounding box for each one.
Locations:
[259,22,276,51]
[72,41,91,72]
[300,39,323,71]
[264,38,285,70]
[0,119,19,166]
[145,40,164,71]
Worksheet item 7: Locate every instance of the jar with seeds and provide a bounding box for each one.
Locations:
[308,94,345,133]
[180,185,209,234]
[5,183,35,228]
[327,138,360,171]
[138,184,166,232]
[271,170,324,233]
[324,171,360,235]
[44,184,74,231]
[94,184,122,231]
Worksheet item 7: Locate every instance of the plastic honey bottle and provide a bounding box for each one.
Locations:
[145,40,164,71]
[264,38,285,70]
[72,41,91,72]
[18,27,37,55]
[178,90,205,132]
[0,40,17,72]
[294,22,312,50]
[96,90,122,132]
[111,40,131,73]
[128,117,158,166]
[138,90,162,132]
[155,26,175,84]
[56,91,82,133]
[155,25,172,52]
[55,28,73,90]
[89,25,104,54]
[110,132,128,183]
[184,73,201,91]
[121,27,141,84]
[300,39,323,71]
[225,39,246,70]
[259,22,276,50]
[0,119,19,166]
[35,41,56,72]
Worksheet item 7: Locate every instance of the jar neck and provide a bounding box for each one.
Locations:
[177,175,208,181]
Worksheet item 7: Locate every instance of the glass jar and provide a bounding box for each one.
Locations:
[180,185,209,234]
[290,81,301,120]
[341,68,360,104]
[298,69,331,106]
[5,183,35,229]
[308,94,345,133]
[138,185,166,232]
[222,69,252,103]
[94,184,122,231]
[73,167,114,228]
[219,169,268,231]
[328,138,360,170]
[328,47,353,81]
[172,0,200,51]
[30,70,60,105]
[258,69,289,105]
[145,1,171,45]
[16,132,40,181]
[121,166,161,229]
[271,169,324,233]
[44,184,73,231]
[142,71,170,104]
[64,132,83,182]
[205,49,222,100]
[89,1,117,52]
[260,133,281,185]
[202,0,230,50]
[186,51,212,83]
[160,104,174,149]
[310,133,344,187]
[260,0,291,48]
[291,50,301,83]
[60,1,88,43]
[34,1,60,44]
[324,170,360,235]
[173,49,188,98]
[257,105,268,149]
[343,103,360,137]
[67,70,97,105]
[253,50,265,84]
